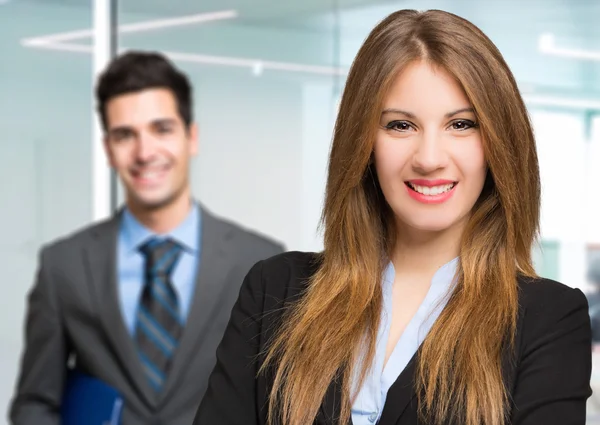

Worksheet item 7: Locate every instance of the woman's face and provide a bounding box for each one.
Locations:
[374,60,487,236]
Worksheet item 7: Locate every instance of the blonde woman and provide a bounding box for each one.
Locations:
[193,9,592,425]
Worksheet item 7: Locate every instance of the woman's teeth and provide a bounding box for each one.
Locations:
[407,182,455,196]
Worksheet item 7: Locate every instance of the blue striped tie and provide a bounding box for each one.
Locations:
[135,237,183,392]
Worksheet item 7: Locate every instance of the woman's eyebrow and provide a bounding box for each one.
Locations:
[380,107,475,119]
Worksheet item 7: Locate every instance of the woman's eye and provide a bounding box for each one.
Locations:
[385,120,413,132]
[450,119,478,130]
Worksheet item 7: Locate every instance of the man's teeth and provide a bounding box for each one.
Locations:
[408,182,455,196]
[141,172,159,178]
[138,169,164,178]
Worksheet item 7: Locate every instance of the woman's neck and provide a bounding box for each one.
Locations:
[391,222,463,277]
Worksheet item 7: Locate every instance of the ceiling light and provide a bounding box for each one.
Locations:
[21,10,238,46]
[538,32,600,62]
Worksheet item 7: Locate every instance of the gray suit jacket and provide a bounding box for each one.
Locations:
[9,206,285,425]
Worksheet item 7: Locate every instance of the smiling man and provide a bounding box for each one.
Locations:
[9,51,285,425]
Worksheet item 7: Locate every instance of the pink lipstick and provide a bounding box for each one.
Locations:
[405,179,457,204]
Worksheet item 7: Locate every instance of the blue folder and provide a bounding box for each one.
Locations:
[61,370,123,425]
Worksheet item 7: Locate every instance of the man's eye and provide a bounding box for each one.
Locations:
[113,131,134,141]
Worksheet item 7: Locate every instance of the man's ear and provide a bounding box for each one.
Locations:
[188,122,199,156]
[103,135,115,168]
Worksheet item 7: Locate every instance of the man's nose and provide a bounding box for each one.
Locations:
[134,135,157,162]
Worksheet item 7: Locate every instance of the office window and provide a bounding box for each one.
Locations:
[0,0,93,418]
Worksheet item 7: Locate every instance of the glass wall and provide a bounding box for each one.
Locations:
[2,0,600,423]
[0,0,93,419]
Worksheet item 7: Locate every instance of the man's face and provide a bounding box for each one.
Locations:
[103,88,198,211]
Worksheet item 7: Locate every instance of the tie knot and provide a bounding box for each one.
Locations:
[139,237,182,277]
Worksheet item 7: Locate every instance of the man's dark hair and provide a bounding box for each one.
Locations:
[95,50,193,131]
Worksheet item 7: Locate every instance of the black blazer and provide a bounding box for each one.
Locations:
[193,251,593,425]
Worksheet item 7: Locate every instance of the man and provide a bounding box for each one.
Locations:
[9,51,285,425]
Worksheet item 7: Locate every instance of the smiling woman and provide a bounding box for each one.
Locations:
[192,8,592,425]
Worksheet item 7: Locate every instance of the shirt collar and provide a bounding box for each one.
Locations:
[120,202,201,254]
[383,256,460,288]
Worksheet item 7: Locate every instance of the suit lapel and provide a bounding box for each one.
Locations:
[160,208,234,398]
[84,211,157,407]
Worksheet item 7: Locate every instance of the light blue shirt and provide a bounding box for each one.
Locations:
[351,257,459,424]
[117,203,201,335]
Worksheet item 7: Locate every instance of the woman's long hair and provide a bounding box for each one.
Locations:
[260,9,540,425]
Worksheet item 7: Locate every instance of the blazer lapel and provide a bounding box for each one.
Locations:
[317,374,348,425]
[378,352,418,424]
[160,208,234,398]
[84,212,156,407]
[315,330,519,425]
[316,353,418,425]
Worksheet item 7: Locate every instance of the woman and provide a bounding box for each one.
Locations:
[193,9,592,425]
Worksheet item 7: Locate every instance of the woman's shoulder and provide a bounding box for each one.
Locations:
[244,250,323,301]
[517,275,588,310]
[259,250,323,280]
[516,275,590,340]
[506,275,592,412]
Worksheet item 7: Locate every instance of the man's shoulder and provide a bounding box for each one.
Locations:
[40,216,117,259]
[204,208,285,253]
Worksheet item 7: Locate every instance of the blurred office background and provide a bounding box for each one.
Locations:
[1,0,600,422]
